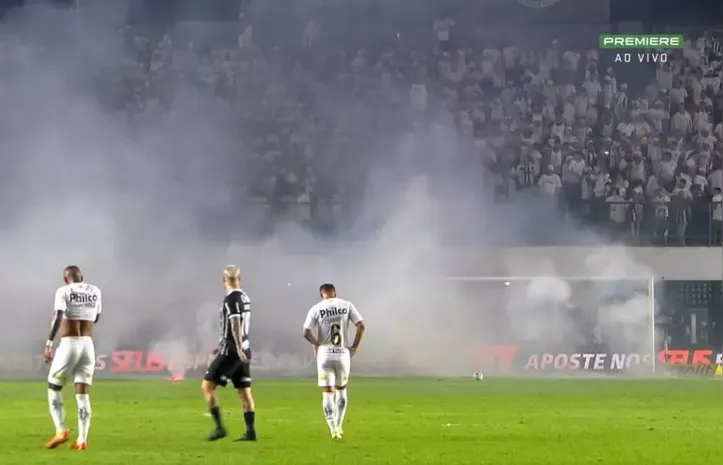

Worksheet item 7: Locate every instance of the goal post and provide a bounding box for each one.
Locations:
[443,275,657,375]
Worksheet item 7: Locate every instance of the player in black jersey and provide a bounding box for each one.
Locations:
[201,265,257,442]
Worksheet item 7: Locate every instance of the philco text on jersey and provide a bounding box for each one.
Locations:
[319,307,348,318]
[69,293,99,306]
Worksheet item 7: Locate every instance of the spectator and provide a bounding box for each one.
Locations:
[712,187,723,245]
[58,7,721,246]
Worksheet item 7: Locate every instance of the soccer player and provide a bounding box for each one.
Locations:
[302,283,365,440]
[44,266,102,451]
[201,265,257,442]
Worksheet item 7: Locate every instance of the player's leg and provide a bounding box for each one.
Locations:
[202,354,232,440]
[45,340,73,449]
[317,354,339,439]
[334,352,351,437]
[232,350,257,441]
[70,338,95,450]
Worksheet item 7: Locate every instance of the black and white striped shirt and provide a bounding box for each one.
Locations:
[711,38,722,58]
[517,162,536,187]
[583,147,597,168]
[615,91,628,111]
[219,289,251,355]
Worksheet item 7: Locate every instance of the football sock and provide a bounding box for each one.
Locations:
[322,392,336,433]
[243,411,256,432]
[75,394,91,443]
[209,406,224,429]
[47,389,66,434]
[335,388,348,429]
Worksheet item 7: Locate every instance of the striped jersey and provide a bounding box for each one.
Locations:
[218,289,251,354]
[711,38,721,58]
[517,162,536,187]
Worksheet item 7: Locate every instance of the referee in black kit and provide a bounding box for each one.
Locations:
[201,265,257,442]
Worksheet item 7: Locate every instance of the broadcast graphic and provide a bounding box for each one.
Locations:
[599,33,684,64]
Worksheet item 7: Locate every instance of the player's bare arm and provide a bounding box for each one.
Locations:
[349,321,366,356]
[230,316,248,362]
[44,310,64,363]
[302,327,322,358]
[45,266,100,450]
[303,328,321,348]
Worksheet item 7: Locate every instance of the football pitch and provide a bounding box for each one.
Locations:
[2,378,722,464]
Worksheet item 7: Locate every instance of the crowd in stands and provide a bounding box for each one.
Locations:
[88,14,723,245]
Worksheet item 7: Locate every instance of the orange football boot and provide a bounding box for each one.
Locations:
[45,429,70,449]
[70,442,87,450]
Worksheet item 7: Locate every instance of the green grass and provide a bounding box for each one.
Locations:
[2,378,722,464]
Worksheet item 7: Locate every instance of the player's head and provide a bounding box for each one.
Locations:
[223,265,241,288]
[63,265,83,284]
[319,283,336,299]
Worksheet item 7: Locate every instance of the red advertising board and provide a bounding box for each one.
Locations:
[21,348,314,377]
[476,345,722,374]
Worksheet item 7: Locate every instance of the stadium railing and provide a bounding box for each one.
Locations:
[241,198,723,247]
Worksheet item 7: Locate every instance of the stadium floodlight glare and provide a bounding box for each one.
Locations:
[443,275,657,374]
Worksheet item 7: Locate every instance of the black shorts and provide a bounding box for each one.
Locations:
[203,349,252,389]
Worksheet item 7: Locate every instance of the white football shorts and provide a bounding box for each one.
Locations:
[47,336,96,386]
[316,347,351,388]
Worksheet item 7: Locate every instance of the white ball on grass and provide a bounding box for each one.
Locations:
[473,372,484,381]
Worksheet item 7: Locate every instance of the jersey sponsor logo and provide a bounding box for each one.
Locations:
[323,348,347,354]
[319,307,348,318]
[69,293,98,304]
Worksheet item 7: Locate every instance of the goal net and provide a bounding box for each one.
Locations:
[444,276,657,376]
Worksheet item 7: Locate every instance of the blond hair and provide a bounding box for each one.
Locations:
[223,265,241,283]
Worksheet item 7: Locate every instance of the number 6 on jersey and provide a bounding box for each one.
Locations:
[330,324,342,346]
[302,283,366,440]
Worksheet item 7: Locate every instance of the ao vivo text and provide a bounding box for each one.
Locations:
[477,346,722,372]
[614,53,668,64]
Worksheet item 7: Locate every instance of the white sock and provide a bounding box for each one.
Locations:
[322,392,336,433]
[335,389,348,430]
[47,389,66,434]
[75,394,91,443]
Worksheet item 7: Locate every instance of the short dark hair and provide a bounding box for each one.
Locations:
[64,265,83,283]
[319,283,336,294]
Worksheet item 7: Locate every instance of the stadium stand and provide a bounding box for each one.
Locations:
[2,0,720,246]
[96,1,722,246]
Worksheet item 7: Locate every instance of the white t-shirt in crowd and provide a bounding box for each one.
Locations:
[433,18,454,42]
[538,173,562,195]
[606,195,627,223]
[712,194,723,221]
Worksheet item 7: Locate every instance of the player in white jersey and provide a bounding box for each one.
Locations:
[302,283,365,440]
[44,266,102,451]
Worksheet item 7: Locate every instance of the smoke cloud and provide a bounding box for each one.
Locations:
[0,2,656,379]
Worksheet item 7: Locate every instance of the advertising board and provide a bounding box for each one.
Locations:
[476,345,722,376]
[0,348,315,380]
